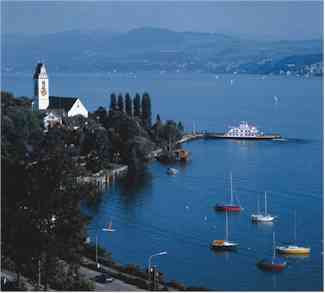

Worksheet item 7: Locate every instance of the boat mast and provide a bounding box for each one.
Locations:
[192,121,196,134]
[257,194,260,214]
[265,192,267,216]
[230,172,233,205]
[294,210,297,244]
[272,232,276,260]
[226,211,229,241]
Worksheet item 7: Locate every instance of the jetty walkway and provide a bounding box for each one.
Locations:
[77,164,128,191]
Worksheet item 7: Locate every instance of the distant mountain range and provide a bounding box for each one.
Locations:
[2,27,323,75]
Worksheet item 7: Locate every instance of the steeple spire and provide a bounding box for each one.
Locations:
[33,63,49,110]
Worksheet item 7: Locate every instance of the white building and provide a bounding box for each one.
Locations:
[43,112,62,129]
[33,63,88,118]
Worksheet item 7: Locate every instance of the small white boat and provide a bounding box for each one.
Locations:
[276,211,310,255]
[167,167,178,175]
[211,211,238,250]
[102,220,116,232]
[251,192,275,223]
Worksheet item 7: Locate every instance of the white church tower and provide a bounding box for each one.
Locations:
[33,63,49,110]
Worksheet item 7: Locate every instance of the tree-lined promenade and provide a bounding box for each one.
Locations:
[1,90,185,290]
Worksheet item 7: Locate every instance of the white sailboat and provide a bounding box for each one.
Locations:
[102,220,116,232]
[276,211,311,255]
[251,192,275,222]
[211,211,238,250]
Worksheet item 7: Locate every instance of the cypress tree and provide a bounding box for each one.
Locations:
[117,93,124,112]
[141,92,152,128]
[133,93,141,118]
[125,93,132,116]
[177,121,184,132]
[156,114,161,123]
[110,93,117,111]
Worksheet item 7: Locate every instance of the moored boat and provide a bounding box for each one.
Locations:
[221,121,281,140]
[257,232,287,272]
[211,211,238,250]
[251,192,276,223]
[215,173,243,212]
[211,240,238,250]
[276,245,310,255]
[102,220,116,232]
[276,211,310,255]
[167,167,178,175]
[257,257,287,272]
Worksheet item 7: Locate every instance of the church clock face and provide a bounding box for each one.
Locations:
[40,80,47,96]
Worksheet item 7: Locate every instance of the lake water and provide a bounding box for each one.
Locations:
[2,72,323,290]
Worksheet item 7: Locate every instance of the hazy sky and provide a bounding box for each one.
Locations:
[2,1,323,40]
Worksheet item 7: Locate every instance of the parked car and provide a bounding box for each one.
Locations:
[94,273,114,283]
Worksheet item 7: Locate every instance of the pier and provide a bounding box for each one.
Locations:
[77,164,128,192]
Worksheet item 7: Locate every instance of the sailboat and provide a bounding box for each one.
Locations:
[102,220,116,232]
[211,211,238,250]
[257,232,287,271]
[276,211,311,255]
[215,173,242,212]
[251,192,275,222]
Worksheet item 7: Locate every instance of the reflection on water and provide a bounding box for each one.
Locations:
[118,169,153,196]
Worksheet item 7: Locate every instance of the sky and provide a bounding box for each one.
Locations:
[1,1,323,40]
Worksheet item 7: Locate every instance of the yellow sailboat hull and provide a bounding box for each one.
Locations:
[276,246,311,255]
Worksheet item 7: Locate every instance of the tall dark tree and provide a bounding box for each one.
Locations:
[117,93,124,112]
[110,93,117,111]
[156,114,161,123]
[125,93,132,116]
[177,121,184,133]
[94,106,107,125]
[141,92,152,128]
[133,93,141,118]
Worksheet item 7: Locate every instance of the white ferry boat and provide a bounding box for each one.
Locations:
[222,121,281,140]
[225,121,261,138]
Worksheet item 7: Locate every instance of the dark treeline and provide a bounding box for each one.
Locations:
[108,92,152,128]
[2,91,96,290]
[94,91,184,170]
[1,90,184,290]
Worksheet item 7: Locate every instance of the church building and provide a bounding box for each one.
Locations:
[33,63,88,118]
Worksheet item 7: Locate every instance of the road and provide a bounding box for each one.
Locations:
[79,266,145,291]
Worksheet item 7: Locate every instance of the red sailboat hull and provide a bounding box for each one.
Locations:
[257,259,287,272]
[215,204,242,212]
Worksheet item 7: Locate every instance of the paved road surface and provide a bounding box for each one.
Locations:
[79,266,144,291]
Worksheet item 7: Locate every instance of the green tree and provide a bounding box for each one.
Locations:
[141,92,152,128]
[110,93,117,111]
[94,106,107,125]
[117,93,124,112]
[133,93,141,118]
[177,121,184,133]
[125,93,132,116]
[1,93,92,290]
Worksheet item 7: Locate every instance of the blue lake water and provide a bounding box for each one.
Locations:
[2,72,323,290]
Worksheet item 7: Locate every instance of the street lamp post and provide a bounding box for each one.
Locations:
[147,251,167,290]
[95,232,100,269]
